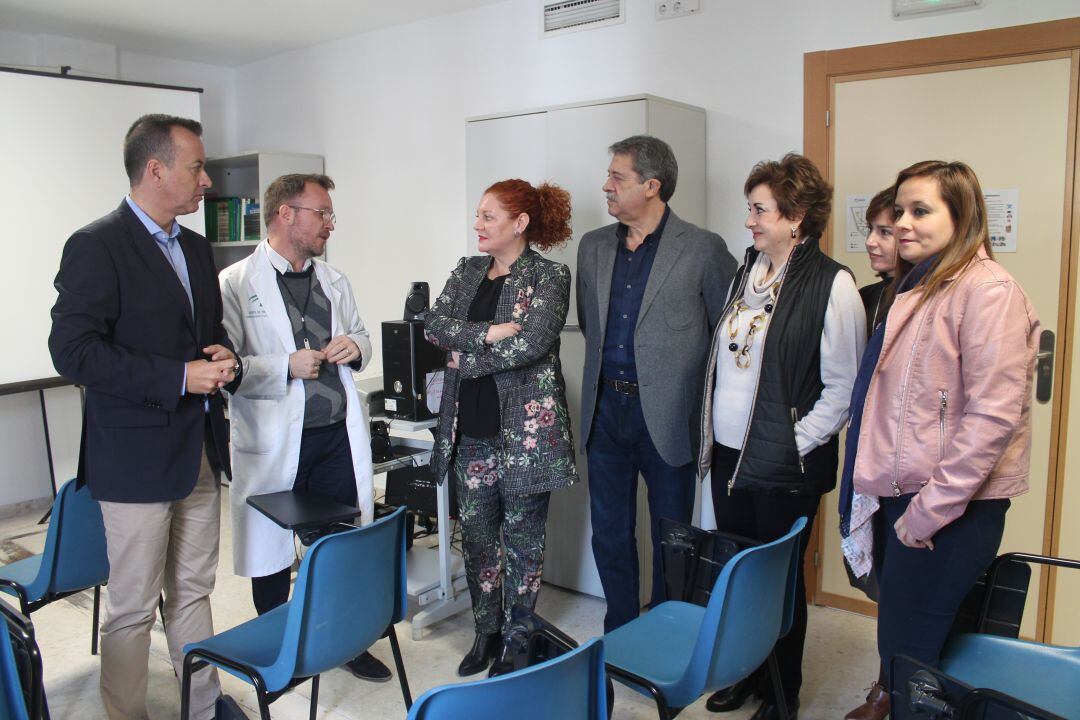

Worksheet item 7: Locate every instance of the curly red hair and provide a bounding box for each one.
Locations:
[484,179,572,251]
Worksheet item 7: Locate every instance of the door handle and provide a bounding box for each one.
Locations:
[1036,329,1054,403]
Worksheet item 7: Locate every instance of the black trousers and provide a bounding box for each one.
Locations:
[710,444,820,704]
[874,494,1009,689]
[251,420,358,616]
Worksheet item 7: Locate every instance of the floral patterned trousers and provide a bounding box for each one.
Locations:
[453,435,551,636]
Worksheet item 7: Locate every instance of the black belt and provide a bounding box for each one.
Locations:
[603,377,639,395]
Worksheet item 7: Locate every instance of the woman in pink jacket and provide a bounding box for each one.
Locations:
[841,160,1039,720]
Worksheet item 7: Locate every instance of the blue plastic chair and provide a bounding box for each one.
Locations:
[603,517,807,720]
[0,479,109,656]
[939,552,1080,719]
[407,637,607,720]
[180,506,412,720]
[0,603,32,720]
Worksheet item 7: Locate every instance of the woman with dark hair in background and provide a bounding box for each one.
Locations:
[841,187,901,604]
[842,161,1039,720]
[425,179,578,678]
[859,188,900,333]
[699,154,865,719]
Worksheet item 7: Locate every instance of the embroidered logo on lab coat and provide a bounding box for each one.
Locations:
[245,293,268,319]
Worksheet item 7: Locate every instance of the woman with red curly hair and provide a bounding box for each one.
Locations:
[425,178,578,678]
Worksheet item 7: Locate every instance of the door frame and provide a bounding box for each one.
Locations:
[802,17,1080,641]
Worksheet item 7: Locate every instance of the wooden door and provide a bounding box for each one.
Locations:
[805,19,1080,643]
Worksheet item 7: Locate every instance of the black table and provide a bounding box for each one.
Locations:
[246,490,363,531]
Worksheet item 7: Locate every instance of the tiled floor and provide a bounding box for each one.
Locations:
[0,494,879,719]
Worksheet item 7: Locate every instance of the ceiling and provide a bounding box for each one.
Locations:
[0,0,502,67]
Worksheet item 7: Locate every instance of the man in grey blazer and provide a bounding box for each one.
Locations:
[576,135,736,631]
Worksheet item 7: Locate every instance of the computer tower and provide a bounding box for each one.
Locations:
[384,464,458,520]
[381,320,445,421]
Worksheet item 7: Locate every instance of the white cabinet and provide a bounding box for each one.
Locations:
[204,151,324,268]
[465,95,707,601]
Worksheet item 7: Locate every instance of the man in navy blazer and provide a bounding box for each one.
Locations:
[50,114,243,720]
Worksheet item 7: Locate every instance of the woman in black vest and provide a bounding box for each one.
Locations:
[697,154,866,719]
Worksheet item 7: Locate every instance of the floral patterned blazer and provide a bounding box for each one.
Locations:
[426,247,579,495]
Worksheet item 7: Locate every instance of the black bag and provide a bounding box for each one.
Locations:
[659,517,761,607]
[499,606,614,717]
[500,605,580,673]
[947,555,1031,640]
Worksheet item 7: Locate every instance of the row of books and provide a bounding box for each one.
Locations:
[205,197,261,243]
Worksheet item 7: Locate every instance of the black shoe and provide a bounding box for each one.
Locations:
[706,678,755,712]
[457,632,501,677]
[344,651,392,683]
[749,698,799,720]
[214,695,249,720]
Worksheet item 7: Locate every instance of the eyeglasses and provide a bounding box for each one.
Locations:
[289,206,337,224]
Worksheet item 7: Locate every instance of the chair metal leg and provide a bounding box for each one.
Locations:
[256,687,272,720]
[386,624,412,709]
[605,663,676,720]
[185,648,271,720]
[767,651,790,720]
[181,654,201,720]
[309,675,319,720]
[91,585,101,656]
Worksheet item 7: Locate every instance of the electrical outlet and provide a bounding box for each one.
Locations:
[656,0,700,20]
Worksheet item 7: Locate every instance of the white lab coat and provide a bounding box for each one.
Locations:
[220,241,374,578]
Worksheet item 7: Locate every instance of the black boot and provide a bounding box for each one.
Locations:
[457,633,500,676]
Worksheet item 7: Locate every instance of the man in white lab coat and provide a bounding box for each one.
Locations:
[219,173,390,682]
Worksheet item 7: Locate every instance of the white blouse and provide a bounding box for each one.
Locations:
[712,252,866,454]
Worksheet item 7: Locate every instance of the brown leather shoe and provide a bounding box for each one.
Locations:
[844,682,889,720]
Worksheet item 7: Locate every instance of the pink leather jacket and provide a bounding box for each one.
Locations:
[853,249,1039,541]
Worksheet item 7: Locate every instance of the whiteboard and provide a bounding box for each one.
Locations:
[0,69,201,388]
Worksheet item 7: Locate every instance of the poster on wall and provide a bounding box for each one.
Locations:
[984,188,1018,253]
[844,194,871,252]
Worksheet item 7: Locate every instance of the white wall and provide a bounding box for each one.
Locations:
[0,32,236,157]
[0,32,236,505]
[1,0,1077,505]
[231,0,1080,380]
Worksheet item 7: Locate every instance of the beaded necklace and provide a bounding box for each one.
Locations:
[726,279,780,369]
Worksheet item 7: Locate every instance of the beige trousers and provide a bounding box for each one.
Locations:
[98,449,222,720]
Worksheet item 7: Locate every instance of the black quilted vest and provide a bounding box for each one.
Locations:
[724,240,846,495]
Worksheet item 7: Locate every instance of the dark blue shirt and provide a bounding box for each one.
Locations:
[601,206,670,382]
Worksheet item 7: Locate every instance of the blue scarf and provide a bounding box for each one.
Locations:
[839,256,936,537]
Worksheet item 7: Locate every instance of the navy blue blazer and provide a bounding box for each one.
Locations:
[49,201,233,502]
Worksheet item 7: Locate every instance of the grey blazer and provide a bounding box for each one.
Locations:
[426,248,578,494]
[576,209,736,467]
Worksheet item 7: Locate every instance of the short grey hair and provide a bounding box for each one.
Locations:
[608,135,678,203]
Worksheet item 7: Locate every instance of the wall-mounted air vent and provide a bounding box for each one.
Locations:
[542,0,625,37]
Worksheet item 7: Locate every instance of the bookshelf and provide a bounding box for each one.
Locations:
[204,150,325,267]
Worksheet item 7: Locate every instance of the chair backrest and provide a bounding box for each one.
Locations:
[24,480,109,600]
[272,507,407,683]
[0,609,30,720]
[407,637,606,720]
[688,517,806,693]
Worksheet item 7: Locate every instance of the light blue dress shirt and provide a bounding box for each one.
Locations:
[125,196,194,315]
[125,196,199,399]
